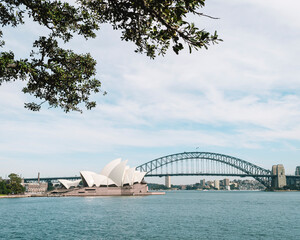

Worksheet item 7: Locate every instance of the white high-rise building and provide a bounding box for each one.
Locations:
[214,180,220,190]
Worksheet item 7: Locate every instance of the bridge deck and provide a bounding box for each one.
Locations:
[23,174,278,183]
[24,176,81,183]
[145,173,274,177]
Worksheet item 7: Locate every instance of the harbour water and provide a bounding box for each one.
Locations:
[0,191,299,240]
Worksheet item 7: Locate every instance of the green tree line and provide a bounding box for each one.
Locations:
[0,173,25,195]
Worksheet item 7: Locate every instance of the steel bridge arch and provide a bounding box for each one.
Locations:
[136,152,272,187]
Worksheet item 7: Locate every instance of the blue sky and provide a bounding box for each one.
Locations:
[0,0,300,184]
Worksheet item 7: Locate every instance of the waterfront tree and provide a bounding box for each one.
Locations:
[7,173,25,194]
[0,0,221,113]
[147,183,169,190]
[47,182,55,191]
[0,179,10,194]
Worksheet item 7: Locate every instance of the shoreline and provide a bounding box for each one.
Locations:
[267,189,300,192]
[0,191,165,199]
[0,195,31,199]
[1,189,299,199]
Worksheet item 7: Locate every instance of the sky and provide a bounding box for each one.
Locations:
[0,0,300,184]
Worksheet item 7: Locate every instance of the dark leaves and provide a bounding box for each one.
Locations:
[0,0,221,113]
[23,37,101,113]
[82,0,221,58]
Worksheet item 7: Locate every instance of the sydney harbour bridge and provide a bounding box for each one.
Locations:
[24,152,300,188]
[135,152,272,187]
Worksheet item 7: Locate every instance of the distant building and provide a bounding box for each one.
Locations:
[223,178,230,190]
[219,179,224,186]
[224,178,230,187]
[295,166,300,176]
[200,179,205,187]
[214,180,220,190]
[24,182,48,194]
[22,172,48,194]
[207,181,213,187]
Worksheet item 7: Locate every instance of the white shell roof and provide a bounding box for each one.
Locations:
[100,158,121,177]
[134,171,147,183]
[108,160,128,187]
[80,171,95,187]
[80,171,117,187]
[123,167,136,185]
[58,179,81,189]
[80,159,146,187]
[92,173,108,187]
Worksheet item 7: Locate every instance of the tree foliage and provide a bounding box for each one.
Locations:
[0,179,9,194]
[0,173,25,194]
[0,0,221,113]
[8,173,25,194]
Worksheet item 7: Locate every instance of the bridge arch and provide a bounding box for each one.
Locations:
[136,152,272,187]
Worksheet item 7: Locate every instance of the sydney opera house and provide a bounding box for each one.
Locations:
[57,158,159,196]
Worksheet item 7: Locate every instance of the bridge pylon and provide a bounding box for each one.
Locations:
[271,164,287,188]
[165,176,171,188]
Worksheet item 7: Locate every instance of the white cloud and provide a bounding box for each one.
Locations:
[234,0,300,28]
